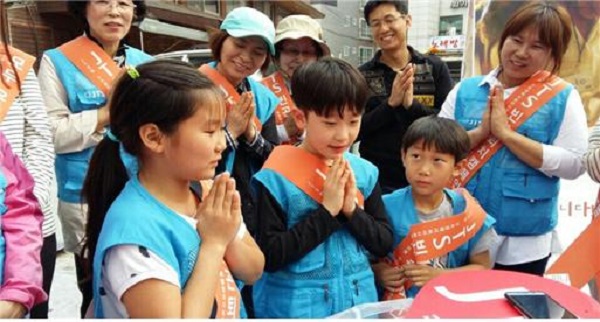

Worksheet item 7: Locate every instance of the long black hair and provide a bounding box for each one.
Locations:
[82,59,221,272]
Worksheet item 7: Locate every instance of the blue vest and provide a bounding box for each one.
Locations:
[206,62,279,173]
[0,172,7,285]
[92,178,241,318]
[46,46,152,203]
[252,152,379,318]
[382,187,496,298]
[455,76,570,236]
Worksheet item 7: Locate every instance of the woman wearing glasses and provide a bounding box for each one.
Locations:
[261,15,330,145]
[37,0,152,316]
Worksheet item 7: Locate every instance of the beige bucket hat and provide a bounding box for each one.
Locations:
[275,15,331,57]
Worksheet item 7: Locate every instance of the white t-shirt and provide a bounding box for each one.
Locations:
[97,214,247,318]
[416,193,497,269]
[98,214,196,318]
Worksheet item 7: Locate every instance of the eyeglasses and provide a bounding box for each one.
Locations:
[91,0,137,13]
[280,47,318,58]
[369,14,407,30]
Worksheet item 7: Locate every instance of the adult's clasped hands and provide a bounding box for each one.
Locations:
[387,63,415,109]
[227,91,257,141]
[480,84,513,141]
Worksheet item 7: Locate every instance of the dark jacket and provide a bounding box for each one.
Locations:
[358,47,454,193]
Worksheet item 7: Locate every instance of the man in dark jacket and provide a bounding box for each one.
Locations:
[358,0,454,193]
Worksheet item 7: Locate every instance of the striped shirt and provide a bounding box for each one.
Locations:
[0,69,57,237]
[585,123,600,184]
[584,123,600,218]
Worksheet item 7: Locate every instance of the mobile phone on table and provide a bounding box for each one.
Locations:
[504,291,578,319]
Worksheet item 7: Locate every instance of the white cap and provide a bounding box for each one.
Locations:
[275,15,330,57]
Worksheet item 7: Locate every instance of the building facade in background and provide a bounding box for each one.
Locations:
[407,0,468,82]
[4,0,324,62]
[311,0,374,66]
[312,0,467,80]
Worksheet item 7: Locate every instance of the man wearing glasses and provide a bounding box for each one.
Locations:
[358,0,453,193]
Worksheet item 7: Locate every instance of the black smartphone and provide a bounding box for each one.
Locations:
[504,291,579,319]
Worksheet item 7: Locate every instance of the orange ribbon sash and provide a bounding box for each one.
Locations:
[263,145,364,207]
[451,71,567,188]
[546,216,600,299]
[383,189,486,300]
[214,260,241,318]
[0,45,35,122]
[261,71,302,144]
[199,64,262,132]
[197,179,241,318]
[58,36,120,97]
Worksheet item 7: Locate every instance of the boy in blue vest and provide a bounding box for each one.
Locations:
[373,116,497,298]
[251,57,394,318]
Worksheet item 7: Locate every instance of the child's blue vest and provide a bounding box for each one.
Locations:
[205,62,279,173]
[383,187,495,297]
[0,172,7,285]
[252,152,379,318]
[45,46,152,204]
[92,178,241,318]
[454,76,570,236]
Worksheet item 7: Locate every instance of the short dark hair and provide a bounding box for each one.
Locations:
[498,2,572,74]
[208,29,271,72]
[291,57,368,117]
[364,0,408,26]
[68,0,147,25]
[402,116,470,162]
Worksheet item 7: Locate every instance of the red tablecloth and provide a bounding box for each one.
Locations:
[406,270,600,318]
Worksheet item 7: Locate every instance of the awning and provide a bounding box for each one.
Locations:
[138,18,209,42]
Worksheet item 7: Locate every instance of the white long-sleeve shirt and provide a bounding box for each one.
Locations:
[0,69,56,237]
[439,69,588,265]
[37,54,105,155]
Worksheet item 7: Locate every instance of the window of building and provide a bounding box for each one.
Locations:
[358,46,374,65]
[185,0,220,14]
[226,0,247,14]
[253,0,271,19]
[359,0,368,10]
[439,15,463,36]
[311,0,338,6]
[359,18,371,39]
[343,46,350,57]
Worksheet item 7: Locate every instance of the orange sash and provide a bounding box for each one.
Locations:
[199,64,262,132]
[546,216,600,298]
[215,260,241,318]
[263,145,364,207]
[261,71,302,144]
[383,189,486,300]
[197,179,241,318]
[0,45,35,122]
[451,71,568,188]
[59,36,120,97]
